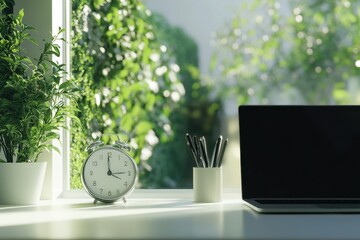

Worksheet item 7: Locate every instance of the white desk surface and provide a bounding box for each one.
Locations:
[1,189,360,239]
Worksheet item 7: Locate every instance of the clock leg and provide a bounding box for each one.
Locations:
[93,199,98,204]
[122,197,126,204]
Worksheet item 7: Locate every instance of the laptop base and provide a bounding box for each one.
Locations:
[244,199,360,213]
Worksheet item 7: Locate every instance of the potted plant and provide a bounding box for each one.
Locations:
[0,2,79,204]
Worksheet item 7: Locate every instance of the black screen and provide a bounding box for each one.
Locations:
[239,105,360,199]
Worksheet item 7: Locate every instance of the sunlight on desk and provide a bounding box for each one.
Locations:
[1,190,360,239]
[0,192,240,239]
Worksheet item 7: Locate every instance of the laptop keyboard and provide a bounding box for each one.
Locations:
[256,199,360,204]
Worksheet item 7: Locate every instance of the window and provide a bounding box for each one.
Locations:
[69,0,245,190]
[14,0,360,194]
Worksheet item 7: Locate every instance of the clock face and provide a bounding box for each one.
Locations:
[82,146,138,203]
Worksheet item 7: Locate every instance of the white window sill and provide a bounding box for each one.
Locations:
[61,188,242,199]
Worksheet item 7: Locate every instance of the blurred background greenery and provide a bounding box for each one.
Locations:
[70,0,360,189]
[70,0,219,188]
[210,0,360,105]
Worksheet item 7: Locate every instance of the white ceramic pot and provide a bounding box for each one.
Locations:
[0,162,47,205]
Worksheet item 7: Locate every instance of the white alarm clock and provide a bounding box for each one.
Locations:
[81,135,138,204]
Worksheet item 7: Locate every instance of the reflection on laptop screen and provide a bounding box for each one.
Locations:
[239,105,360,199]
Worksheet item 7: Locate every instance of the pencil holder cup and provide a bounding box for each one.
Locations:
[193,167,223,203]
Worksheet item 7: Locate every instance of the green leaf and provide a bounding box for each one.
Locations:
[52,145,61,154]
[59,80,74,90]
[135,121,153,135]
[43,125,59,132]
[17,9,24,22]
[49,50,60,57]
[44,132,59,141]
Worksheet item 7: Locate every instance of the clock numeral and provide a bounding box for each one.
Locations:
[100,188,103,194]
[92,161,98,167]
[108,191,112,196]
[128,171,131,176]
[116,189,121,195]
[124,161,128,167]
[124,181,128,187]
[90,170,94,176]
[93,180,97,186]
[107,152,112,158]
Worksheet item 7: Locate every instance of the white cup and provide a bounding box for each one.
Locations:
[193,167,223,203]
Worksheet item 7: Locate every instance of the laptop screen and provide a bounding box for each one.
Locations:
[239,105,360,199]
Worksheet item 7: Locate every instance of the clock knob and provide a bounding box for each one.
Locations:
[86,140,104,153]
[114,140,131,152]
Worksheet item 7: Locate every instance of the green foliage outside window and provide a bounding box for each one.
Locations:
[140,13,220,188]
[70,0,186,188]
[71,0,219,188]
[211,0,360,105]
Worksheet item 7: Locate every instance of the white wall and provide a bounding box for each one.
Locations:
[14,1,52,63]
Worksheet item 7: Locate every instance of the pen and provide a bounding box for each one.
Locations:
[186,134,199,167]
[186,133,228,168]
[199,137,209,167]
[194,135,206,167]
[210,135,222,167]
[200,136,210,166]
[217,138,228,167]
[215,135,223,167]
[201,136,210,164]
[186,133,197,155]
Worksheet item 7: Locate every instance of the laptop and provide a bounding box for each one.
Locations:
[239,105,360,213]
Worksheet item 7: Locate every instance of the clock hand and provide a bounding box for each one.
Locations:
[111,173,122,180]
[112,171,126,175]
[107,155,112,176]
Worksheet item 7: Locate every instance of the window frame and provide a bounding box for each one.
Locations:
[62,0,72,194]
